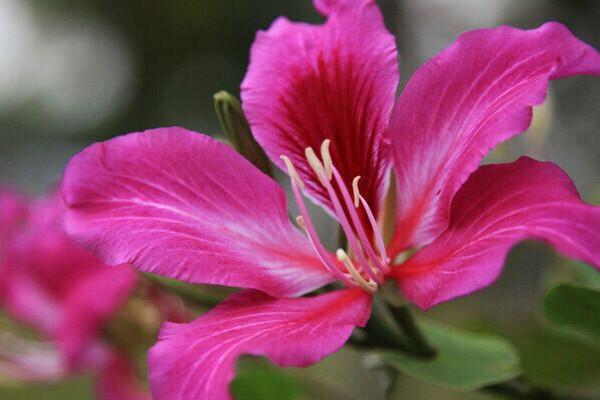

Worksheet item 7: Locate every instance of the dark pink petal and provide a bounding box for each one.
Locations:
[0,192,62,335]
[394,157,600,310]
[241,0,398,215]
[148,288,371,400]
[97,353,149,400]
[62,128,332,298]
[0,260,60,336]
[58,265,137,369]
[389,22,600,253]
[1,191,125,336]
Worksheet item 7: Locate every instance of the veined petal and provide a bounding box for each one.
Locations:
[62,128,333,298]
[148,288,371,400]
[241,0,398,215]
[389,22,600,253]
[394,157,600,310]
[58,265,138,369]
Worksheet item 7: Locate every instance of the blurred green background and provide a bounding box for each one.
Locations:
[1,0,600,399]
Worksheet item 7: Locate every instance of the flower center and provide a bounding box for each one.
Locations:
[281,140,389,293]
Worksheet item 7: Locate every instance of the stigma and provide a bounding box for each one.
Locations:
[280,140,389,293]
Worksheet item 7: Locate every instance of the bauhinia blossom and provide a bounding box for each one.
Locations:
[0,189,149,400]
[61,0,600,398]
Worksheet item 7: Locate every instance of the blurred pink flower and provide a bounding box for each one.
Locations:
[0,189,148,400]
[61,0,600,398]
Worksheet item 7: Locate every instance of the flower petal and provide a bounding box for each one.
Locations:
[58,265,138,369]
[241,0,398,215]
[0,260,61,336]
[394,157,600,310]
[1,191,127,340]
[62,127,333,298]
[148,288,371,400]
[389,22,600,253]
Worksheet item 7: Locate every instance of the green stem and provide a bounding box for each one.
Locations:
[389,304,436,358]
[350,296,434,358]
[362,296,415,353]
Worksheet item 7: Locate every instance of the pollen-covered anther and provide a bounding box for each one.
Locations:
[295,215,307,232]
[336,249,378,293]
[305,147,327,185]
[352,176,361,208]
[320,139,333,180]
[280,155,304,189]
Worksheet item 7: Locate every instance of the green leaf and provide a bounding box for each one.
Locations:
[544,283,600,341]
[378,320,520,391]
[230,363,307,400]
[518,326,600,392]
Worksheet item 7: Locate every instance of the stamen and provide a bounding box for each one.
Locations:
[336,249,377,293]
[358,194,390,270]
[330,167,388,276]
[352,176,361,208]
[305,147,326,185]
[320,139,333,181]
[280,140,391,294]
[318,169,383,284]
[280,155,304,189]
[284,158,357,287]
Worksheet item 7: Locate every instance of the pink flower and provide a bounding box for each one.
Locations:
[61,0,600,398]
[0,189,148,400]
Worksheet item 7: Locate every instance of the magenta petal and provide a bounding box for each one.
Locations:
[389,22,600,252]
[241,0,398,215]
[148,288,371,400]
[0,262,61,337]
[62,127,333,297]
[395,157,600,310]
[58,265,137,369]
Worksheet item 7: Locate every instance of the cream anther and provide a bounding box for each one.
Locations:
[320,139,333,181]
[352,176,361,208]
[280,155,305,189]
[295,215,307,232]
[305,147,327,185]
[336,249,377,293]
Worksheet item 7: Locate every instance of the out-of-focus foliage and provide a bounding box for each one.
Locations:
[0,376,93,399]
[231,362,308,400]
[544,284,600,342]
[378,320,520,391]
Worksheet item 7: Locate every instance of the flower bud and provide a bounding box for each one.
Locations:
[214,90,273,176]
